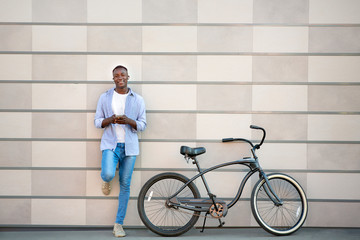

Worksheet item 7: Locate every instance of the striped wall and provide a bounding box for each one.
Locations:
[0,0,359,228]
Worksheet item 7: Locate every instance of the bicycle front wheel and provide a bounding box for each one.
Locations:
[251,173,308,236]
[137,172,201,237]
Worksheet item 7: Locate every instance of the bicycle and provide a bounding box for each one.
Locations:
[137,125,308,236]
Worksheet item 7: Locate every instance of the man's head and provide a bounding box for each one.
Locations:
[113,65,129,91]
[113,65,128,74]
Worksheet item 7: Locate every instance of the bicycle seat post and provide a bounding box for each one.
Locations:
[193,157,216,202]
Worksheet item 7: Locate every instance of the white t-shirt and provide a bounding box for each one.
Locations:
[112,90,129,143]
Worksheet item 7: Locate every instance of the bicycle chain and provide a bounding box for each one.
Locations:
[169,205,223,219]
[169,208,209,219]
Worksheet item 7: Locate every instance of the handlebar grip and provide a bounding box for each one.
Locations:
[250,125,261,129]
[222,138,234,142]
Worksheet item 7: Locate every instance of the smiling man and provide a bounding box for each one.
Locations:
[94,65,146,237]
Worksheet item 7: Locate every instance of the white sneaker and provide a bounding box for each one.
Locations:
[102,181,111,195]
[113,223,126,237]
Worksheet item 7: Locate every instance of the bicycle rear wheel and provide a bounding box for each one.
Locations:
[251,173,308,236]
[137,172,201,236]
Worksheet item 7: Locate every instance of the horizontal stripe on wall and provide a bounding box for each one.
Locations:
[1,51,360,56]
[1,110,360,115]
[1,80,360,86]
[0,196,359,203]
[0,167,359,174]
[2,22,360,27]
[1,138,360,144]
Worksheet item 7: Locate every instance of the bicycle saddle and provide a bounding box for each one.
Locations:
[180,146,206,157]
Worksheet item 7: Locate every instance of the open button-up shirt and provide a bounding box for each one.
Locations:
[94,88,146,155]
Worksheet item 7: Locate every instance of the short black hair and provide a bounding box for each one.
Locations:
[112,65,128,74]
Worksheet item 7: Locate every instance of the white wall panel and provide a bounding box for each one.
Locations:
[310,0,360,24]
[32,142,87,167]
[307,173,360,200]
[142,26,197,52]
[0,170,31,196]
[309,56,360,82]
[32,199,86,225]
[198,0,253,23]
[0,0,31,22]
[253,27,309,52]
[197,114,252,140]
[252,85,308,111]
[32,84,87,109]
[142,84,197,110]
[257,143,307,170]
[308,115,360,141]
[32,26,87,52]
[87,55,142,81]
[0,54,32,80]
[0,113,32,138]
[87,0,142,23]
[197,56,252,82]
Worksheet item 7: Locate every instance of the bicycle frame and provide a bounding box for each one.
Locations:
[168,126,284,212]
[168,157,259,212]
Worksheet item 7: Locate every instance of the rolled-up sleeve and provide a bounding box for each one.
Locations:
[94,94,105,129]
[134,97,146,132]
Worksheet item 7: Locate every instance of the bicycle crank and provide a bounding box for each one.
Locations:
[209,203,228,218]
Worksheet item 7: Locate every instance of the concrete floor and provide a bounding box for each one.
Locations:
[1,227,360,240]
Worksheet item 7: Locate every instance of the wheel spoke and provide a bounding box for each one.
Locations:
[139,175,200,234]
[252,175,307,235]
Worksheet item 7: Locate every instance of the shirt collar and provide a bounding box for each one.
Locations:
[112,87,134,96]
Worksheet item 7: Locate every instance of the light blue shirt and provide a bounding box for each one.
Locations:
[94,88,146,155]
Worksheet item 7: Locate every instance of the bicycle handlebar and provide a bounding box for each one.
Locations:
[222,125,266,150]
[250,125,266,149]
[222,137,255,147]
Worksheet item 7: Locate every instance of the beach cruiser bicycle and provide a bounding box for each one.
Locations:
[137,125,308,236]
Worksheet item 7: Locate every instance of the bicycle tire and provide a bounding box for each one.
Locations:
[137,172,201,236]
[251,173,308,236]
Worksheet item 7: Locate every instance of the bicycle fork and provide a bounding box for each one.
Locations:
[260,170,283,206]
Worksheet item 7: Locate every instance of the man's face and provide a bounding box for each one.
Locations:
[113,68,129,89]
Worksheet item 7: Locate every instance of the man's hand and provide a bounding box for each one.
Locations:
[102,114,137,130]
[114,115,128,124]
[115,115,137,130]
[101,114,116,128]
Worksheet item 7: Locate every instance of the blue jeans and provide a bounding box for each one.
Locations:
[101,143,136,225]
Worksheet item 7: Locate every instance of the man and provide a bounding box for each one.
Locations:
[94,65,146,237]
